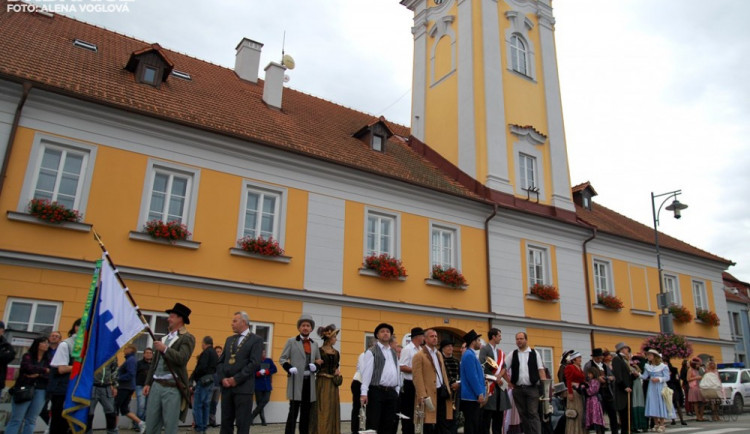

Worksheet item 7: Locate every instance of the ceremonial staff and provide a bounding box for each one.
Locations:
[92,229,191,408]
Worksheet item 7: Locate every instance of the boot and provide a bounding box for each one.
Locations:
[677,405,687,425]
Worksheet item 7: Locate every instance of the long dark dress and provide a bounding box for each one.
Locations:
[313,346,341,434]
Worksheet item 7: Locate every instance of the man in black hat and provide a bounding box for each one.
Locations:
[360,323,400,434]
[459,330,484,434]
[399,327,425,434]
[143,303,195,434]
[585,348,617,434]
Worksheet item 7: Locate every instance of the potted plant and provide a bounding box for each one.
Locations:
[696,309,720,327]
[144,219,191,243]
[641,333,693,360]
[668,304,693,324]
[597,293,624,310]
[431,265,467,288]
[363,254,407,280]
[530,283,560,301]
[237,235,284,257]
[27,199,81,224]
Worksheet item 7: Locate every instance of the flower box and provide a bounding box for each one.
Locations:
[696,309,720,327]
[641,333,693,360]
[530,283,559,301]
[363,254,407,280]
[668,304,693,324]
[144,219,191,243]
[597,294,624,310]
[27,199,81,224]
[431,265,467,288]
[237,236,284,257]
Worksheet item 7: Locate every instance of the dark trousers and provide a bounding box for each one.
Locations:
[351,380,362,434]
[400,380,415,434]
[512,385,541,434]
[39,393,51,424]
[50,394,69,434]
[461,400,481,434]
[285,377,312,434]
[481,404,504,434]
[617,408,630,434]
[424,393,449,434]
[601,398,618,433]
[220,390,254,434]
[251,390,271,424]
[366,386,398,434]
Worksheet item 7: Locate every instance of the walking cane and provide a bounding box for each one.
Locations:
[627,390,631,434]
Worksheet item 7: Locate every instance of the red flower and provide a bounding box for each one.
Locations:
[238,236,284,257]
[696,309,720,327]
[597,294,624,310]
[27,199,81,224]
[364,254,407,280]
[144,220,191,243]
[530,283,559,301]
[431,265,467,288]
[668,304,693,324]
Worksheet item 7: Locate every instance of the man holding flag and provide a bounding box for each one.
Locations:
[143,303,195,434]
[62,254,147,434]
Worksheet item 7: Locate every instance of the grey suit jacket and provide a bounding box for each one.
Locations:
[279,335,320,401]
[217,331,264,394]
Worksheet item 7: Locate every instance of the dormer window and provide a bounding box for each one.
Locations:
[572,181,598,210]
[372,134,384,152]
[125,43,175,88]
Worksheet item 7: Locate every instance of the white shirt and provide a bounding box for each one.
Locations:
[353,352,366,383]
[427,346,444,388]
[399,342,419,380]
[50,340,71,367]
[512,347,545,386]
[360,342,400,395]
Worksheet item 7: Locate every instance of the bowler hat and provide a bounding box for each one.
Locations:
[297,314,315,329]
[374,323,394,336]
[552,382,567,395]
[462,329,481,345]
[591,348,604,358]
[410,327,424,338]
[439,339,453,351]
[615,342,630,353]
[165,303,191,324]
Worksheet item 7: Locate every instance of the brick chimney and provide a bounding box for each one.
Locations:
[262,62,286,109]
[235,38,263,83]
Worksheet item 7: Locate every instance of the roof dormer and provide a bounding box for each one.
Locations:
[125,43,174,88]
[572,181,598,210]
[353,116,394,152]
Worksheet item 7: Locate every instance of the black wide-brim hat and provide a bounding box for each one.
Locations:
[374,323,394,336]
[165,302,191,324]
[591,348,604,357]
[462,329,481,345]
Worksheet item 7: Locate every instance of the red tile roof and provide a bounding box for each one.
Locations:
[0,6,478,201]
[723,272,750,303]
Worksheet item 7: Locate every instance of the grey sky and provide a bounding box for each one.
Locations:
[53,0,750,282]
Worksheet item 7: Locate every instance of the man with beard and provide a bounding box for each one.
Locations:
[459,330,485,434]
[280,314,321,434]
[360,323,400,434]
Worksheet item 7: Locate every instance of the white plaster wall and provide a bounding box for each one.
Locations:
[304,194,345,294]
[557,245,588,324]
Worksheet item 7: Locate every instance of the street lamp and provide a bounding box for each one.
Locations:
[652,190,688,334]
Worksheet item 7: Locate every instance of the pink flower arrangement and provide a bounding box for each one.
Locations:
[641,333,693,360]
[237,236,284,257]
[431,265,467,288]
[364,254,407,280]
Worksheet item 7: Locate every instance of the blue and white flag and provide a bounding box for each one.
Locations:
[63,255,146,434]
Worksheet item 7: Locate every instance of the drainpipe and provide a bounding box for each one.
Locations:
[485,203,498,332]
[0,82,32,199]
[582,226,597,349]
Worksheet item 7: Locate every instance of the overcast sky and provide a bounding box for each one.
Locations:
[52,0,750,283]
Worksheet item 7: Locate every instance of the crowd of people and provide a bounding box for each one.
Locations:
[0,308,731,434]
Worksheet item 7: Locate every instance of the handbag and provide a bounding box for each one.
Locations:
[438,384,450,400]
[661,386,674,413]
[199,374,214,387]
[564,408,578,419]
[10,385,35,403]
[332,374,343,387]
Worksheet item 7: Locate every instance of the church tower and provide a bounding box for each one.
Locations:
[401,0,575,211]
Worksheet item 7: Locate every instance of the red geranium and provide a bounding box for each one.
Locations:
[144,219,191,243]
[364,254,407,280]
[668,304,693,324]
[696,309,720,327]
[28,199,81,224]
[598,293,624,310]
[237,236,284,257]
[431,265,467,288]
[530,283,560,301]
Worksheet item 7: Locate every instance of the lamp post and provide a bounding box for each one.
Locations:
[651,190,688,334]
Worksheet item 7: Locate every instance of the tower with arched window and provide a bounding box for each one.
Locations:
[402,0,574,212]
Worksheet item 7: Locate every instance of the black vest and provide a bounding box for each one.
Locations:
[511,348,539,386]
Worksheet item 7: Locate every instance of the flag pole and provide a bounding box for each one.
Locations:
[91,228,191,406]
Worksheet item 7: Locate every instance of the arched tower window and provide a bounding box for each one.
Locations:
[510,34,528,76]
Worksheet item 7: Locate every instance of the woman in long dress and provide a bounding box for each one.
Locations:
[629,355,648,433]
[313,324,341,434]
[686,357,706,421]
[563,352,585,434]
[640,349,674,433]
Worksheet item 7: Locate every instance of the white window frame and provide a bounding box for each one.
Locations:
[519,153,537,191]
[3,298,62,334]
[249,321,274,357]
[17,134,97,217]
[663,274,681,305]
[364,208,400,258]
[512,142,545,200]
[430,222,461,271]
[504,11,536,80]
[692,280,708,314]
[537,346,553,373]
[237,181,287,246]
[133,311,169,355]
[527,244,549,287]
[138,159,200,233]
[363,333,377,352]
[730,312,742,338]
[372,134,384,152]
[593,259,613,297]
[509,34,529,76]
